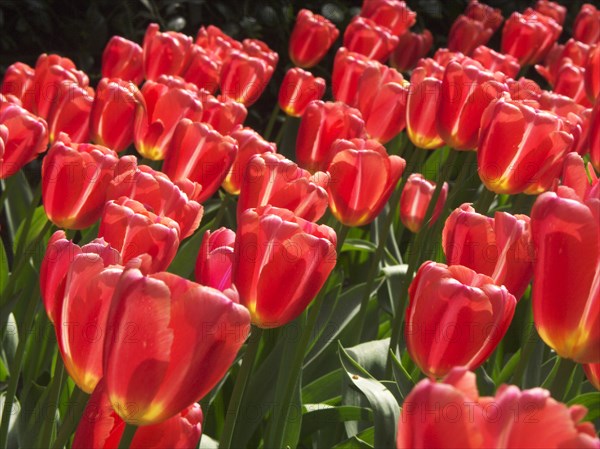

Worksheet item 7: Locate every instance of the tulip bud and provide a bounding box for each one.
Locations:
[234,205,336,328]
[553,62,591,107]
[103,268,250,424]
[327,138,405,226]
[573,3,600,45]
[535,0,566,25]
[289,9,339,68]
[143,23,192,81]
[220,51,273,106]
[47,81,94,144]
[42,134,118,229]
[102,36,144,85]
[182,45,221,94]
[332,47,378,107]
[194,227,236,291]
[195,25,243,62]
[465,0,503,32]
[201,94,248,135]
[278,68,326,117]
[237,153,329,222]
[399,173,448,233]
[405,262,516,378]
[389,29,433,72]
[448,15,495,56]
[471,45,520,79]
[1,62,35,111]
[343,16,399,63]
[360,0,416,36]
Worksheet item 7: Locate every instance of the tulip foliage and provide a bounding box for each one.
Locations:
[1,1,600,449]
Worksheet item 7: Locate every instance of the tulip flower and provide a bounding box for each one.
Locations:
[399,174,448,233]
[142,23,192,80]
[534,0,566,25]
[201,94,248,135]
[437,59,508,150]
[47,81,94,143]
[405,60,445,150]
[289,9,339,68]
[103,268,250,424]
[535,39,591,86]
[360,0,416,36]
[331,47,378,107]
[234,205,336,328]
[591,99,600,172]
[448,15,495,56]
[584,363,600,390]
[471,45,520,78]
[465,0,503,32]
[182,45,221,93]
[477,95,573,195]
[162,119,238,202]
[501,9,562,66]
[553,62,591,107]
[133,79,203,160]
[90,78,143,152]
[222,127,276,195]
[507,77,543,102]
[296,100,365,172]
[0,101,48,179]
[405,262,516,378]
[327,138,406,227]
[442,204,534,300]
[108,156,203,239]
[237,153,329,222]
[573,4,600,45]
[32,53,89,120]
[1,62,35,111]
[531,185,599,363]
[343,16,399,62]
[389,29,433,73]
[585,45,600,102]
[101,36,144,85]
[42,134,118,229]
[196,25,243,62]
[194,227,235,291]
[356,65,409,144]
[73,379,203,449]
[220,50,273,106]
[243,38,279,68]
[99,197,180,273]
[278,68,326,117]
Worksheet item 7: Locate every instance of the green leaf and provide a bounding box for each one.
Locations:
[341,239,377,254]
[1,172,33,242]
[199,434,219,449]
[0,239,8,296]
[331,427,375,449]
[302,369,343,404]
[494,350,521,385]
[339,342,399,449]
[568,393,600,422]
[12,205,49,256]
[301,405,373,437]
[389,351,415,400]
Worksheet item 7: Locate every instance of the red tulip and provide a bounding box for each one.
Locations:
[327,138,405,226]
[289,9,339,68]
[42,134,118,229]
[237,152,329,222]
[437,59,507,150]
[222,127,276,195]
[442,203,534,300]
[535,0,567,25]
[1,62,35,111]
[242,38,279,70]
[196,25,242,62]
[0,101,48,179]
[91,78,143,152]
[278,68,326,117]
[560,152,598,202]
[389,29,433,72]
[471,45,520,78]
[501,9,562,66]
[108,156,203,239]
[553,62,591,107]
[399,173,448,233]
[47,81,94,143]
[536,39,591,86]
[233,205,336,328]
[465,0,503,32]
[591,99,600,172]
[331,47,378,106]
[405,60,445,150]
[73,379,203,449]
[448,15,495,56]
[143,23,192,81]
[220,50,273,106]
[573,4,600,45]
[584,363,600,390]
[343,16,399,62]
[360,0,416,36]
[98,197,180,273]
[103,268,250,424]
[194,227,235,291]
[162,119,238,202]
[477,95,573,195]
[585,45,600,102]
[101,36,144,85]
[32,53,89,120]
[507,77,543,102]
[356,65,409,143]
[531,185,600,363]
[201,94,248,135]
[133,79,203,160]
[405,262,516,378]
[182,45,221,94]
[296,100,365,172]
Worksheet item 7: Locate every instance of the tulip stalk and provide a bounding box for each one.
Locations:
[117,424,138,449]
[50,387,90,449]
[549,358,578,401]
[38,356,66,449]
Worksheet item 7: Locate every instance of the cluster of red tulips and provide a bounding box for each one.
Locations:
[0,0,599,448]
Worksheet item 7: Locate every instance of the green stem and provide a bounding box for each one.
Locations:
[50,388,90,449]
[0,180,9,215]
[263,103,281,141]
[13,183,42,262]
[38,356,66,449]
[549,358,577,401]
[218,327,264,449]
[474,187,496,214]
[117,423,138,449]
